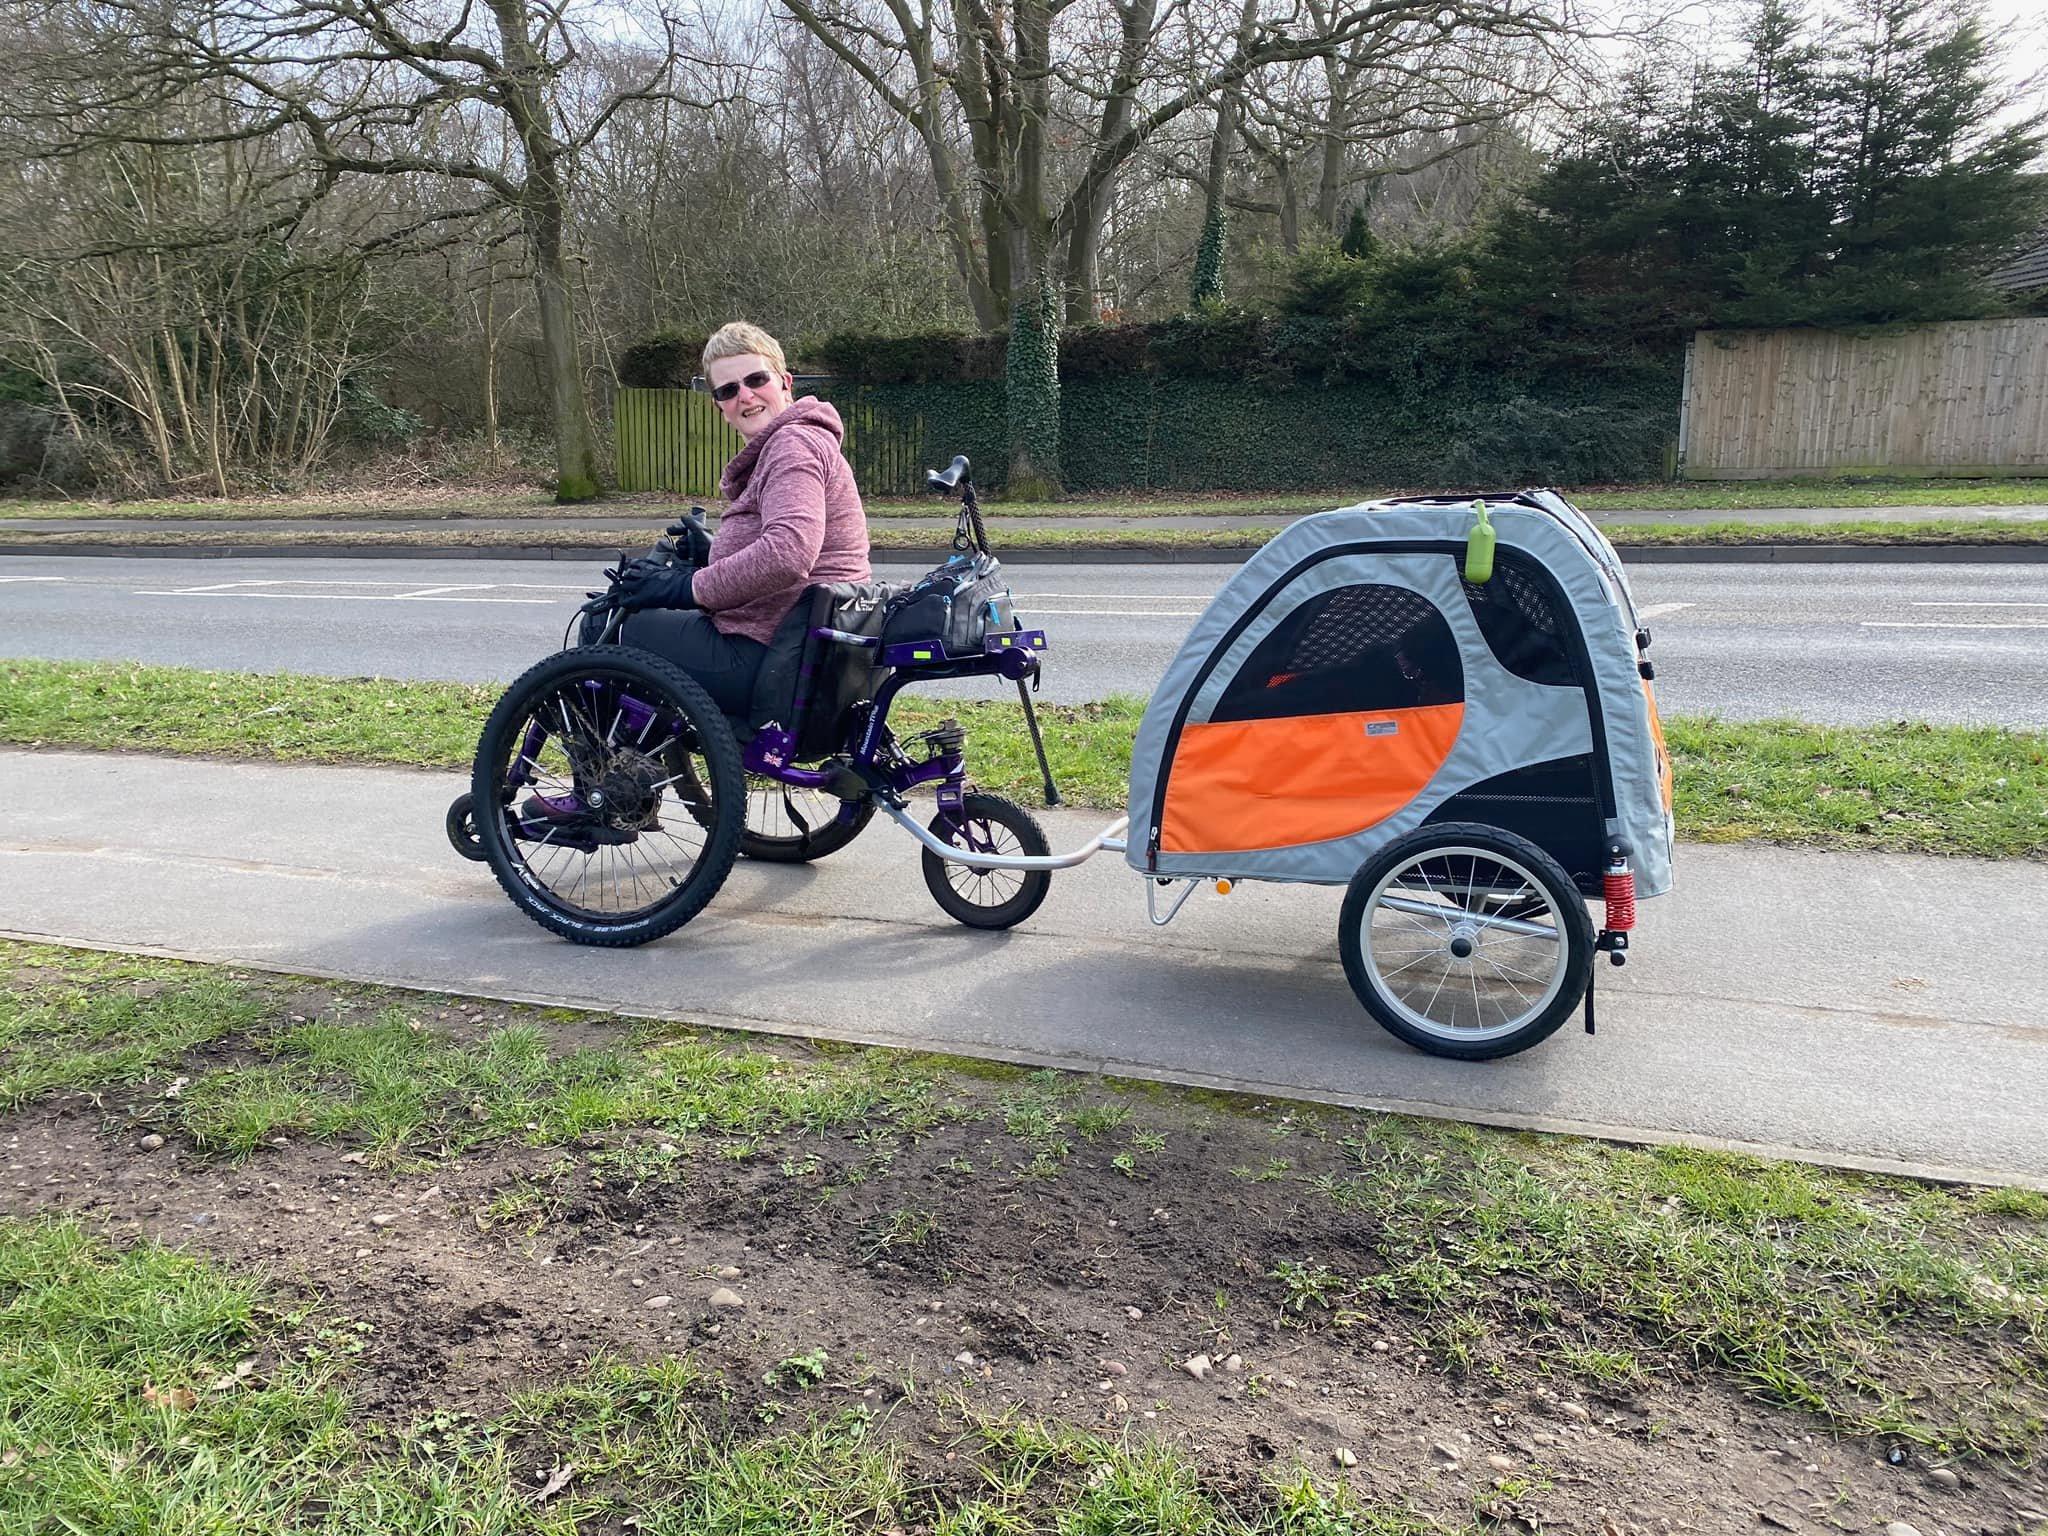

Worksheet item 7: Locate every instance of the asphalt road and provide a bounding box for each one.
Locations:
[4,554,2047,726]
[5,750,2043,1185]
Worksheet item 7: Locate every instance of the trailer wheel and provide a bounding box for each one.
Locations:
[1339,822,1593,1061]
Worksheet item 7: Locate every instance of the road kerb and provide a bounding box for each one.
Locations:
[7,926,2043,1192]
[5,539,2048,564]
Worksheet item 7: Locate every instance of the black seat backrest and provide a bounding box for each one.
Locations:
[745,581,901,758]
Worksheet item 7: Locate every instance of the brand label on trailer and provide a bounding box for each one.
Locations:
[1364,720,1399,737]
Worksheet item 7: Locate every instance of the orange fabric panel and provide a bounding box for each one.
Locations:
[1641,676,1675,813]
[1160,704,1465,854]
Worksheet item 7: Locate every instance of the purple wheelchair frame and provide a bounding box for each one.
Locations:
[739,624,1048,831]
[497,619,1127,872]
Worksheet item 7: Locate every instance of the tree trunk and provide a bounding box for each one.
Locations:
[488,0,602,502]
[1063,0,1161,324]
[1004,0,1061,495]
[1064,203,1103,325]
[1191,91,1238,306]
[1315,60,1354,236]
[1005,263,1061,498]
[1193,0,1259,306]
[481,255,500,452]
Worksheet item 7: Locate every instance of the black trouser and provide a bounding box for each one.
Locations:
[598,608,766,718]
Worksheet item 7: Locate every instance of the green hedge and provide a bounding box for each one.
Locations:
[618,306,1683,491]
[1052,372,1672,492]
[616,333,707,391]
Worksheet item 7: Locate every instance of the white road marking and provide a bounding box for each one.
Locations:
[1021,607,1207,618]
[1636,602,1695,620]
[1910,601,2048,608]
[1862,622,2048,630]
[133,589,558,605]
[0,576,65,583]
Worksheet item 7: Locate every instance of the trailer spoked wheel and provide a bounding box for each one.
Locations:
[1339,822,1593,1061]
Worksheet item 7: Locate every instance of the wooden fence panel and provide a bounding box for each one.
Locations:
[615,386,739,496]
[1679,319,2048,479]
[614,384,929,497]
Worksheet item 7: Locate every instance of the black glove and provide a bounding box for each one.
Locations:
[664,508,713,567]
[607,556,696,613]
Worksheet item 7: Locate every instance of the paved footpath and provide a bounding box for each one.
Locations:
[4,749,2043,1186]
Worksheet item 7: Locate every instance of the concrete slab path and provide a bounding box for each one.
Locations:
[3,750,2042,1186]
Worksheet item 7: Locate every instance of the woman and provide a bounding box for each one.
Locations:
[606,321,871,716]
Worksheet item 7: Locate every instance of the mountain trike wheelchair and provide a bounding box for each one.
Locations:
[450,461,1673,1060]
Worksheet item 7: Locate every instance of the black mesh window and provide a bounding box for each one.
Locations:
[1211,583,1463,723]
[1461,553,1580,688]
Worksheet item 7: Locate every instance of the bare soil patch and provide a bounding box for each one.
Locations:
[4,968,2045,1534]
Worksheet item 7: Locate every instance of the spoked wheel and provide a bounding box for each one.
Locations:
[922,791,1051,930]
[1338,822,1593,1061]
[470,645,743,946]
[740,776,874,863]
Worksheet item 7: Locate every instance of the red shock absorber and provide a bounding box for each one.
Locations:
[1602,852,1637,932]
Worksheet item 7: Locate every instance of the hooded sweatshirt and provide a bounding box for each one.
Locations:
[690,397,872,645]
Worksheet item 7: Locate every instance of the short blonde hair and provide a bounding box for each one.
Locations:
[702,321,787,377]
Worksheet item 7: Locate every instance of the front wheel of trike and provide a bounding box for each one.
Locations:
[1338,822,1593,1061]
[471,645,744,946]
[922,792,1051,930]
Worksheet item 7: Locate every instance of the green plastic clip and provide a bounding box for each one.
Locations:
[1464,499,1496,584]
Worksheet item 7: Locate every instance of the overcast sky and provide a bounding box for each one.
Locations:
[1980,0,2048,114]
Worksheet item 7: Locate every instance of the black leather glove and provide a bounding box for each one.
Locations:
[608,556,697,613]
[665,508,713,567]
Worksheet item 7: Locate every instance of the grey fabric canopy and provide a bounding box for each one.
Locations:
[1125,493,1675,897]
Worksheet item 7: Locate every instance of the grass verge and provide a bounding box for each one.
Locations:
[1,1211,1424,1534]
[5,476,2047,522]
[4,942,2047,1467]
[2,659,2042,857]
[2,518,2046,552]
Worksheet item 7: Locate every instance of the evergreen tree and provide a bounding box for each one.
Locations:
[1696,0,1835,325]
[1813,0,2046,321]
[1482,65,1703,354]
[1340,205,1377,260]
[1487,0,2044,342]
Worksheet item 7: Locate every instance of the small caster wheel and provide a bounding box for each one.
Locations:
[446,792,487,862]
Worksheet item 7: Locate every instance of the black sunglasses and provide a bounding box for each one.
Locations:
[704,370,777,403]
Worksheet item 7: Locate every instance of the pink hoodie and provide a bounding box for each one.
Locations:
[690,397,872,645]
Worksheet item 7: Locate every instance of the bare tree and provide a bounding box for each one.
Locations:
[772,0,1586,488]
[1213,7,1570,257]
[0,3,396,491]
[6,0,721,500]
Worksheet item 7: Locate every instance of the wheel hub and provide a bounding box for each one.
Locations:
[1447,921,1479,960]
[592,749,665,828]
